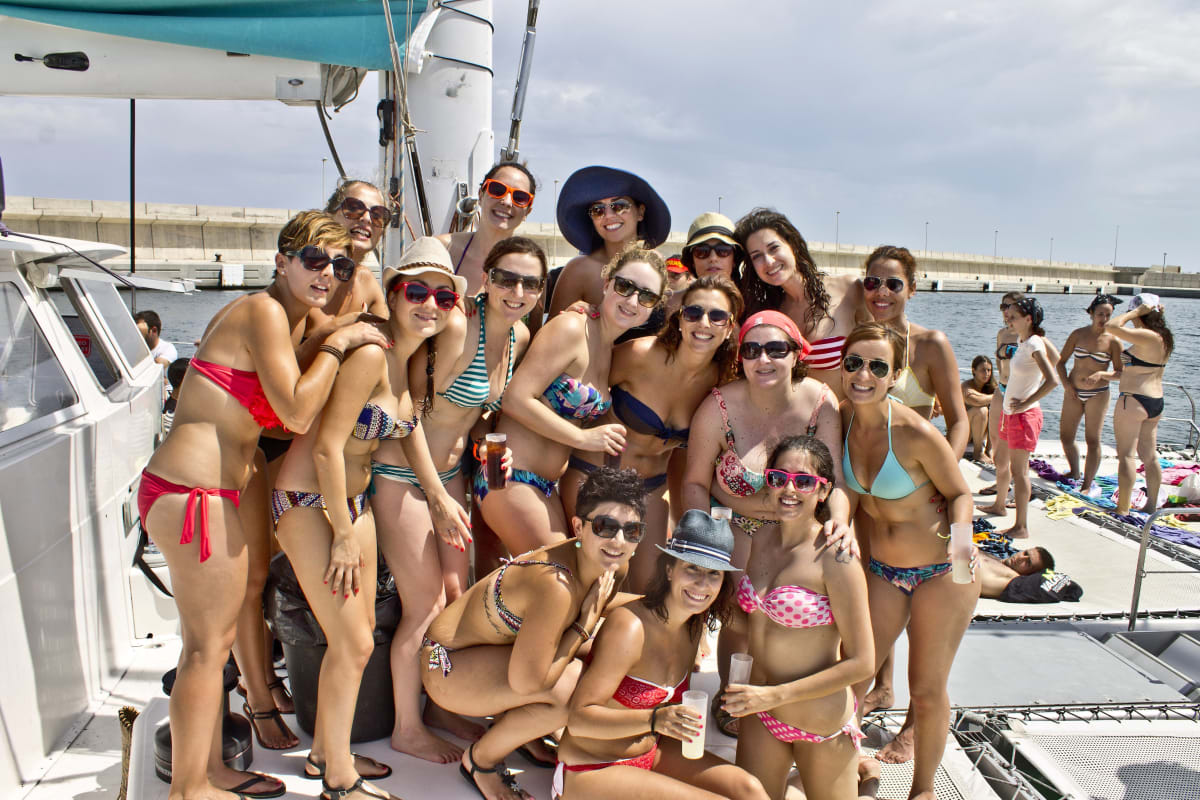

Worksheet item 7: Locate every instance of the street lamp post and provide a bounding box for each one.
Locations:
[1049,237,1054,265]
[1163,252,1168,269]
[994,230,998,259]
[924,221,929,255]
[718,195,723,214]
[1113,225,1120,266]
[834,211,840,257]
[321,157,328,199]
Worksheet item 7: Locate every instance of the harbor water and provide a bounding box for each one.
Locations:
[128,288,1200,448]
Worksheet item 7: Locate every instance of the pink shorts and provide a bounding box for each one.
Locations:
[999,406,1043,451]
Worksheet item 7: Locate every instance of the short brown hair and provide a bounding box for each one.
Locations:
[844,322,906,371]
[277,210,352,254]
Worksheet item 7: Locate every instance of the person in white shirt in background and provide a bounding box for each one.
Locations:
[136,309,178,401]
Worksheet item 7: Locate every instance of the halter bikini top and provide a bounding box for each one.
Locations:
[454,233,474,275]
[353,403,416,440]
[190,358,285,430]
[439,297,515,413]
[611,386,689,443]
[888,323,935,409]
[736,574,833,628]
[842,401,929,500]
[543,374,611,421]
[712,387,764,497]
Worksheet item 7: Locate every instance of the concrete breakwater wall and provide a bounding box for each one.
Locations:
[6,196,1195,295]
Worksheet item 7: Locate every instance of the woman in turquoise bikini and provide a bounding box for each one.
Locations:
[840,323,978,800]
[369,238,542,763]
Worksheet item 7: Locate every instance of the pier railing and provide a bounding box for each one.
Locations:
[1128,505,1200,630]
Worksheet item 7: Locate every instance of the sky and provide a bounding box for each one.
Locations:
[1,0,1197,271]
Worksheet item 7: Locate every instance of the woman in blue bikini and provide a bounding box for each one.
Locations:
[477,248,667,557]
[370,237,543,763]
[839,323,978,800]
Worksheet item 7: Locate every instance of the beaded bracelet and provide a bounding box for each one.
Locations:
[318,344,345,365]
[570,621,592,641]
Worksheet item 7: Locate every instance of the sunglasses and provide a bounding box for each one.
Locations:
[489,266,545,293]
[338,195,392,227]
[481,178,534,208]
[764,469,830,493]
[286,245,356,282]
[690,243,735,260]
[392,281,460,310]
[842,353,891,378]
[587,514,646,544]
[588,198,634,218]
[739,340,796,361]
[999,301,1014,310]
[612,275,661,308]
[863,276,906,293]
[680,304,732,326]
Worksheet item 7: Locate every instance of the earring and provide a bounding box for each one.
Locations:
[575,540,582,549]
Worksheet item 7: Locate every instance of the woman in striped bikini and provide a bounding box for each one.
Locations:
[369,237,543,763]
[733,209,862,401]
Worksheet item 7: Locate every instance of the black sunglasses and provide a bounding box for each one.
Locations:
[489,266,545,293]
[842,353,891,378]
[286,245,355,282]
[587,514,646,544]
[863,276,905,293]
[764,469,829,493]
[680,305,732,326]
[392,281,460,310]
[612,275,661,308]
[338,195,392,227]
[739,340,796,361]
[999,301,1014,310]
[690,243,735,260]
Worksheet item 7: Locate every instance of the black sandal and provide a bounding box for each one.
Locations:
[320,776,399,800]
[237,677,294,713]
[459,743,526,799]
[711,695,739,738]
[241,702,299,750]
[304,752,393,780]
[227,771,285,799]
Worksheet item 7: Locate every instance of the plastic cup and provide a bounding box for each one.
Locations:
[711,506,733,522]
[680,689,708,759]
[729,653,753,685]
[950,522,973,584]
[485,433,507,491]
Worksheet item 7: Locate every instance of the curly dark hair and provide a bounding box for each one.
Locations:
[641,551,734,640]
[1141,309,1174,358]
[733,208,829,327]
[766,435,835,523]
[864,245,918,289]
[655,275,743,384]
[575,467,647,521]
[483,160,539,195]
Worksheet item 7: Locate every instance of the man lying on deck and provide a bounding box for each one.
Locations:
[979,547,1055,598]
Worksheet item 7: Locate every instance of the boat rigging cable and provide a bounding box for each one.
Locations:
[381,0,433,237]
[499,0,540,162]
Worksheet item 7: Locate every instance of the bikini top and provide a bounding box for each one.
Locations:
[842,401,930,500]
[1073,346,1111,366]
[543,374,611,422]
[995,342,1018,361]
[611,385,688,443]
[712,388,764,497]
[804,335,846,371]
[736,574,833,628]
[612,672,689,709]
[353,403,416,440]
[439,297,515,413]
[453,233,474,275]
[486,558,573,636]
[888,323,935,409]
[190,358,285,430]
[1123,349,1166,369]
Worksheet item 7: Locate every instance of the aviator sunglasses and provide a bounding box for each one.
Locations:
[286,245,356,282]
[680,305,732,326]
[862,275,906,293]
[739,340,797,361]
[588,198,634,218]
[586,514,646,544]
[842,353,891,378]
[392,281,460,310]
[764,469,830,493]
[337,195,392,227]
[690,243,736,260]
[612,275,661,308]
[481,178,534,208]
[489,266,545,293]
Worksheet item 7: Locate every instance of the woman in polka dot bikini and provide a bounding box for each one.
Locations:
[722,435,875,800]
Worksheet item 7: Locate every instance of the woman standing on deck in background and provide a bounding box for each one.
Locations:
[733,209,861,401]
[1107,295,1174,515]
[370,237,541,763]
[977,293,1023,504]
[962,356,996,463]
[139,211,388,800]
[1057,295,1124,493]
[437,161,538,296]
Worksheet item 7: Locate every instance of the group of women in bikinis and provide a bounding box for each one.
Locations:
[142,160,1168,800]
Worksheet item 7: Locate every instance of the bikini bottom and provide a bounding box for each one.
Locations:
[137,469,241,563]
[1120,392,1164,419]
[552,742,658,797]
[757,707,863,751]
[371,460,462,492]
[567,455,667,492]
[257,433,293,463]
[271,488,369,527]
[1075,386,1109,402]
[421,636,455,678]
[868,557,951,597]
[473,467,557,502]
[710,495,770,536]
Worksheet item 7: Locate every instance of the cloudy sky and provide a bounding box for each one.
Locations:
[2,1,1197,271]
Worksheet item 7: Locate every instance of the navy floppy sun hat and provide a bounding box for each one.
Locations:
[556,165,671,253]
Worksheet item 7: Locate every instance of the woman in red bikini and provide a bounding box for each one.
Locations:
[138,210,388,800]
[556,510,767,800]
[723,436,874,800]
[733,209,862,401]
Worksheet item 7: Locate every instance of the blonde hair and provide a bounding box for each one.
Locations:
[277,210,353,254]
[602,247,668,304]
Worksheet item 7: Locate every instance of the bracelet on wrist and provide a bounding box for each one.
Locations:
[318,344,345,365]
[649,705,659,734]
[570,621,592,641]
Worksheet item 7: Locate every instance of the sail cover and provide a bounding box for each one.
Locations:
[0,1,428,69]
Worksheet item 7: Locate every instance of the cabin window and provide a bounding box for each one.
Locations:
[84,282,151,369]
[0,284,79,433]
[51,286,121,390]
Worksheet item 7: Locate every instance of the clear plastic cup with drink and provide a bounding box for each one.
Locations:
[950,522,973,584]
[485,433,507,490]
[680,689,708,759]
[729,652,753,685]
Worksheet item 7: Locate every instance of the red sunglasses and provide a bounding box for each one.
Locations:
[764,469,829,493]
[391,281,459,310]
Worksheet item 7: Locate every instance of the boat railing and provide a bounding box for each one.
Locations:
[1128,505,1200,630]
[1159,381,1199,458]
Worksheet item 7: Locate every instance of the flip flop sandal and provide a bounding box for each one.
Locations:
[227,772,286,799]
[978,485,998,495]
[459,743,527,799]
[321,776,400,800]
[237,678,294,712]
[242,702,299,750]
[305,752,393,780]
[711,695,739,738]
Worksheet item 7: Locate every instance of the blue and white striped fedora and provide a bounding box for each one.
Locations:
[656,509,739,572]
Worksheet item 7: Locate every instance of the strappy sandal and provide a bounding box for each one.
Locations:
[320,775,400,800]
[459,743,526,800]
[304,752,393,780]
[711,695,739,738]
[237,677,294,713]
[226,771,285,799]
[241,702,299,750]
